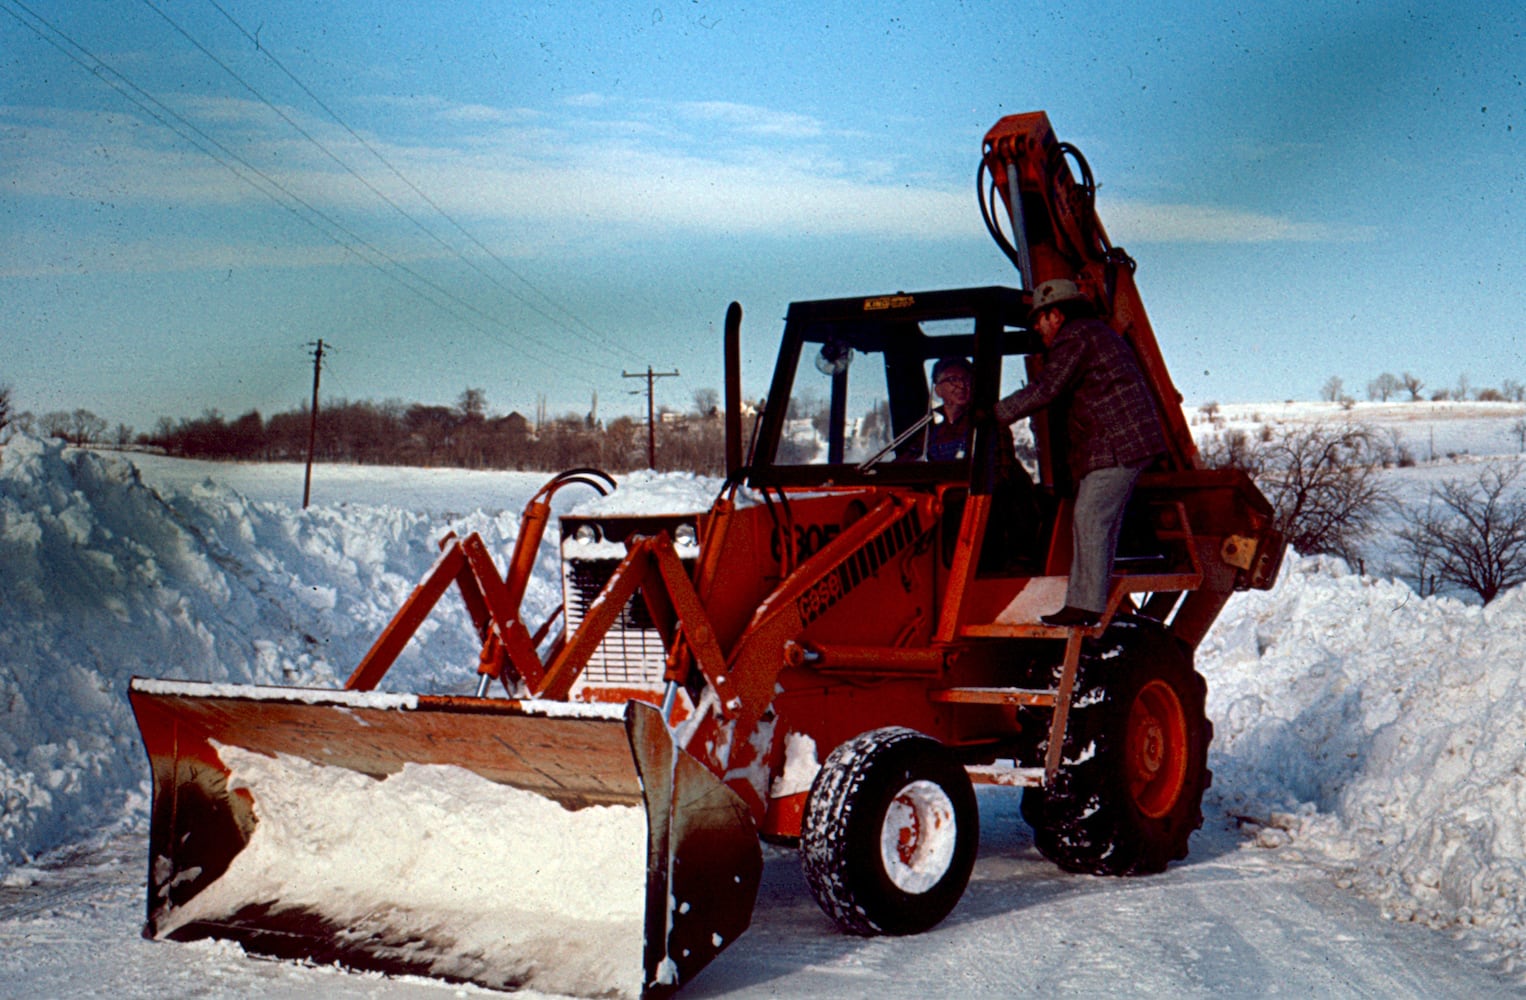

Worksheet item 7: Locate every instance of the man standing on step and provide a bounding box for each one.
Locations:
[993,278,1167,629]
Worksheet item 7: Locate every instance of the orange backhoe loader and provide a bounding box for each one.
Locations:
[130,111,1284,998]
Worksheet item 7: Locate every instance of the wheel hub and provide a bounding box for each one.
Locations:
[879,779,957,894]
[1139,720,1164,773]
[1126,679,1189,819]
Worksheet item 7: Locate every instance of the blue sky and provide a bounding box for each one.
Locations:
[2,1,1522,431]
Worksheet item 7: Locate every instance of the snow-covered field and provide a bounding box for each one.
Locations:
[4,399,1526,997]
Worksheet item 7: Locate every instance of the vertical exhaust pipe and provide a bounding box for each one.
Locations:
[724,302,743,479]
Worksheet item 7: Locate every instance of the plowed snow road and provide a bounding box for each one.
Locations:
[1,791,1515,999]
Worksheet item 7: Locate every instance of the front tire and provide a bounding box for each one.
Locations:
[801,727,978,935]
[1022,621,1211,875]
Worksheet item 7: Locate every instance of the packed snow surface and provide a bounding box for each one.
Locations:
[3,401,1526,994]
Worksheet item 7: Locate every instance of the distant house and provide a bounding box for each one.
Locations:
[493,411,532,437]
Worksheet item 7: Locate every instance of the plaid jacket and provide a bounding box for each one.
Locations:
[994,317,1166,477]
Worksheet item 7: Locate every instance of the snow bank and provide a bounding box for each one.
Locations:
[568,467,728,516]
[1202,555,1526,967]
[0,436,549,866]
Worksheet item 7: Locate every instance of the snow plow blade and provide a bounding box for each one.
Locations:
[128,679,762,999]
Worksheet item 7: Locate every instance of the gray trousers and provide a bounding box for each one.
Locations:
[1067,461,1148,613]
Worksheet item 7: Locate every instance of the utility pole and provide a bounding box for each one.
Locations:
[303,339,324,509]
[623,366,679,469]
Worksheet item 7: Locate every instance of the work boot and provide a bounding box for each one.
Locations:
[1041,605,1100,628]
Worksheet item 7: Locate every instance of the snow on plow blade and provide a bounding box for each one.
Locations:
[128,679,761,999]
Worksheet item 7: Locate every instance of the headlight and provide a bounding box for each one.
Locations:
[574,524,600,544]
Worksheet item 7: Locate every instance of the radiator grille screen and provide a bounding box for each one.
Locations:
[561,556,668,685]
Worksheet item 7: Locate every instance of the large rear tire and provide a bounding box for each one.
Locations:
[1022,621,1211,875]
[801,727,979,935]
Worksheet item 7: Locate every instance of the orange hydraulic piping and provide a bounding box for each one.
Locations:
[783,641,945,676]
[501,498,550,612]
[459,533,546,691]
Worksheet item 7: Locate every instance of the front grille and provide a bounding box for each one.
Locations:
[559,512,702,690]
[562,556,669,685]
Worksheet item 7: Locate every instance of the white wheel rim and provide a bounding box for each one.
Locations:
[879,779,958,894]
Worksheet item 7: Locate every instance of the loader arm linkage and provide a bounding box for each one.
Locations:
[346,525,731,705]
[346,482,941,825]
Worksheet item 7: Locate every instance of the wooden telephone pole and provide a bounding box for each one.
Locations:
[302,339,324,509]
[623,366,678,468]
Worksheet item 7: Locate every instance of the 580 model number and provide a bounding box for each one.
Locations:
[770,522,841,563]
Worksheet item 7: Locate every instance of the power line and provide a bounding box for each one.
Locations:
[0,0,579,374]
[138,0,627,372]
[1,5,357,255]
[199,0,637,369]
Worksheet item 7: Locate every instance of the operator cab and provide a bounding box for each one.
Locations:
[744,285,1176,580]
[749,286,1041,485]
[745,286,1049,572]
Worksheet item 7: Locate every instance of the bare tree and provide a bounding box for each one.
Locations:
[39,410,72,440]
[692,387,720,418]
[1198,427,1257,472]
[1320,375,1344,403]
[1401,372,1424,401]
[1367,373,1401,402]
[1398,462,1526,604]
[1377,426,1414,468]
[36,409,107,445]
[457,387,487,421]
[68,409,107,445]
[1503,379,1526,403]
[1203,422,1392,562]
[860,399,892,446]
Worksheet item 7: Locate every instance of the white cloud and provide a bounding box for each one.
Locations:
[1,106,253,206]
[1101,198,1372,244]
[0,94,1365,282]
[402,137,975,241]
[435,103,533,126]
[670,100,827,139]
